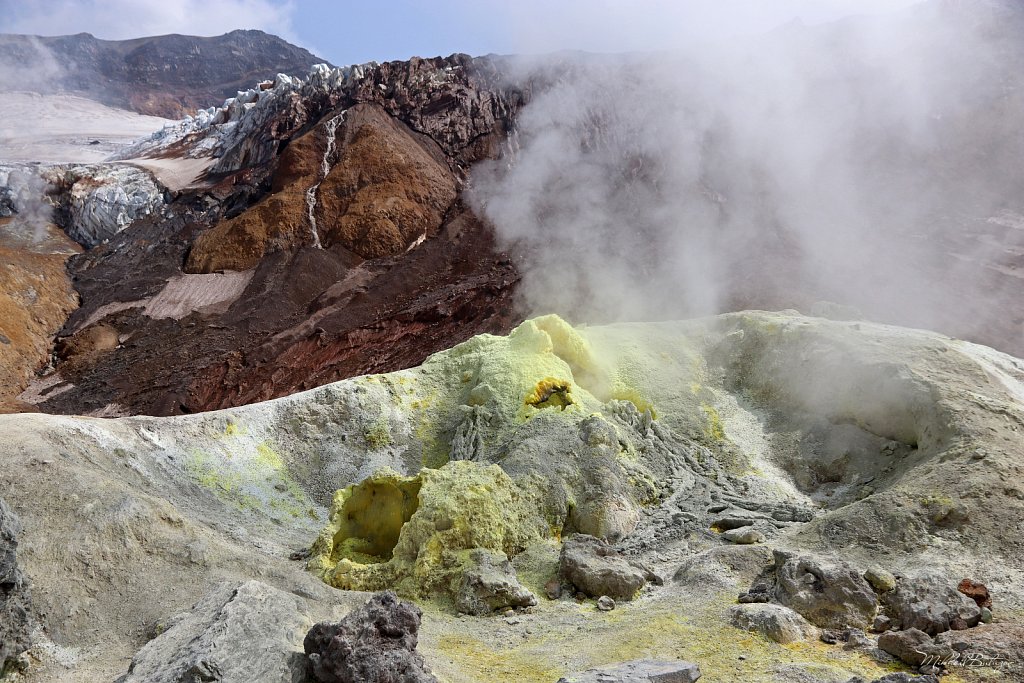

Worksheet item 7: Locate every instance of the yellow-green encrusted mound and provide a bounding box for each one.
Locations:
[308,460,548,599]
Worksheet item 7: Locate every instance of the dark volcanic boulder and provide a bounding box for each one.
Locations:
[1,498,32,674]
[877,628,953,668]
[304,591,437,683]
[883,573,981,635]
[770,551,878,629]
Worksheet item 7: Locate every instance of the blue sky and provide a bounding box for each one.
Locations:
[1,0,923,65]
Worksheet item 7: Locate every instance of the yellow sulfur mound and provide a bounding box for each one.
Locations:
[307,460,548,599]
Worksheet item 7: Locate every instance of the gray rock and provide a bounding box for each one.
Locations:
[596,596,615,611]
[864,567,896,593]
[770,551,878,629]
[674,545,774,591]
[119,580,312,683]
[455,549,537,616]
[871,615,892,633]
[980,606,992,623]
[877,628,953,668]
[304,591,437,683]
[560,534,653,601]
[842,628,871,650]
[0,498,32,675]
[558,659,701,682]
[721,528,765,544]
[882,573,981,635]
[863,675,940,683]
[728,603,818,644]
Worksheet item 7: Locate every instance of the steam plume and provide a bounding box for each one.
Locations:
[470,1,1024,353]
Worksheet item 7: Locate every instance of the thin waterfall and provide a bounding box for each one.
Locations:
[305,111,346,249]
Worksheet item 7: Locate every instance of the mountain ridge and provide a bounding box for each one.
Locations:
[0,29,329,118]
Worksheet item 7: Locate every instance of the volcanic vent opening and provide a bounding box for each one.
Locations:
[327,476,421,564]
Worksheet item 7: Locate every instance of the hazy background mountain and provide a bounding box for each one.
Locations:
[0,29,327,117]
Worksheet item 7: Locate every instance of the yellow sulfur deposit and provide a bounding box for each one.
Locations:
[308,460,549,599]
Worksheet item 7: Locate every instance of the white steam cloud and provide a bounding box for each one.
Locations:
[469,1,1024,352]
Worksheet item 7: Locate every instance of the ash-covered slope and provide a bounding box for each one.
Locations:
[0,29,326,118]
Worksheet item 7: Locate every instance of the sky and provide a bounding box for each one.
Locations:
[0,0,924,65]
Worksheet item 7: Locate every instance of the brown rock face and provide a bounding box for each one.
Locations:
[28,54,525,416]
[0,220,80,413]
[957,579,993,610]
[315,104,458,258]
[186,102,458,273]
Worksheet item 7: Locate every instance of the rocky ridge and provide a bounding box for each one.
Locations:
[0,30,327,118]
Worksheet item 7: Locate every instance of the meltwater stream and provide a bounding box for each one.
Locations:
[305,111,346,249]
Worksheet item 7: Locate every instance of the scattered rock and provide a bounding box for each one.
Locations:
[864,567,896,593]
[769,551,878,629]
[712,516,756,531]
[545,579,562,600]
[980,606,993,623]
[721,528,766,545]
[557,659,701,682]
[304,591,437,683]
[956,578,992,609]
[455,549,537,616]
[871,615,892,633]
[119,580,312,683]
[596,596,615,611]
[861,674,940,683]
[0,498,32,675]
[729,603,818,644]
[559,534,654,601]
[877,628,953,667]
[842,628,872,650]
[883,573,981,635]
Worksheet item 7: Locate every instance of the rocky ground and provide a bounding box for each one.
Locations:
[0,312,1021,681]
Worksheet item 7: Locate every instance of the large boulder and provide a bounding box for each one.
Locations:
[877,628,954,668]
[304,591,437,683]
[118,581,311,683]
[770,552,878,629]
[882,573,981,635]
[559,534,657,601]
[728,603,819,644]
[0,498,32,675]
[557,659,701,683]
[455,549,537,616]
